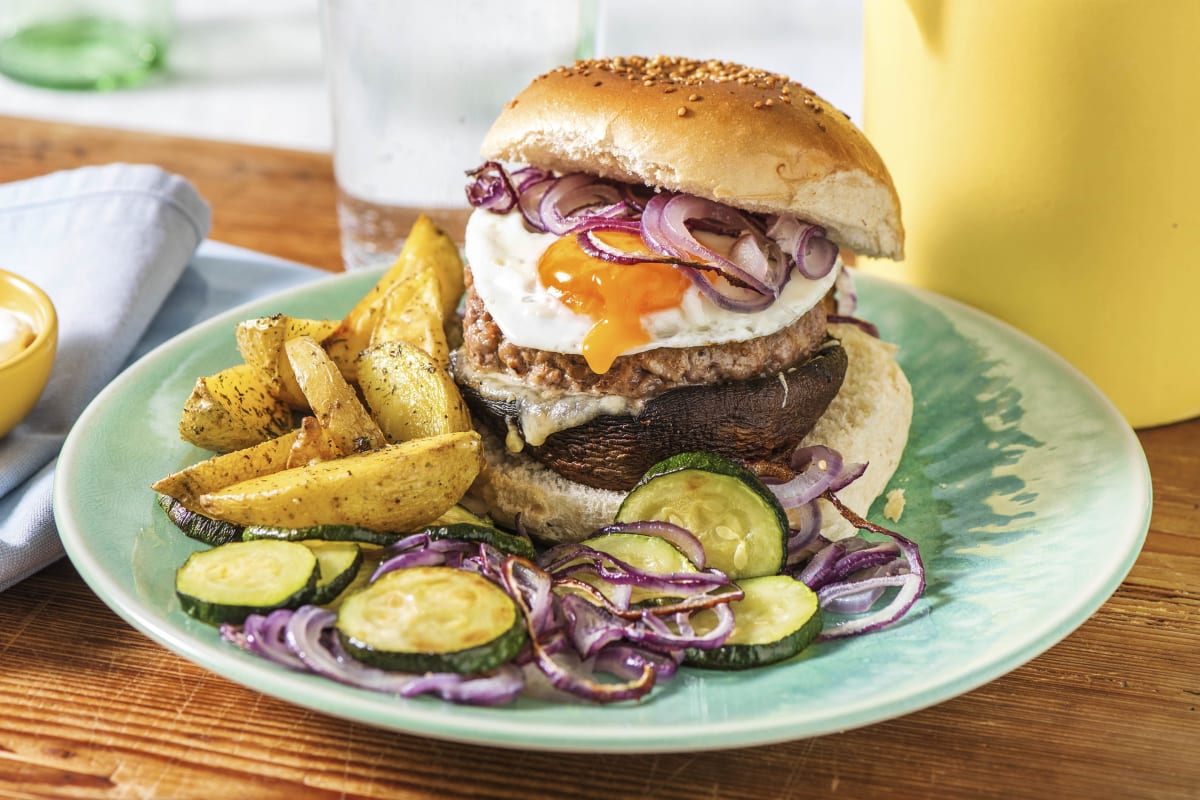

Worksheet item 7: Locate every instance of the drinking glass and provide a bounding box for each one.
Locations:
[320,0,596,270]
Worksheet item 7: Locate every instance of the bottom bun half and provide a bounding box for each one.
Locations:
[462,323,913,544]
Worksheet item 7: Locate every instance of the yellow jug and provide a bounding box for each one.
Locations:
[861,0,1200,428]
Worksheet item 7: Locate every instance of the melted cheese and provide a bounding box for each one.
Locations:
[452,353,644,448]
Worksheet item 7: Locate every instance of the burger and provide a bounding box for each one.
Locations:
[454,55,912,543]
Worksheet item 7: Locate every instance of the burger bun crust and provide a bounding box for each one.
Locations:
[481,55,904,260]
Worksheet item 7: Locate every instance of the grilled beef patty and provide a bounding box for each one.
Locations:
[458,267,832,400]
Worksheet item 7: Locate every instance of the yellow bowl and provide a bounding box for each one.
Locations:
[0,269,57,439]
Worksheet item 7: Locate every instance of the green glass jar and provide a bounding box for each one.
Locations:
[0,0,172,90]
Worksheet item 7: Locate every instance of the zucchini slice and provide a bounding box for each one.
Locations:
[616,452,788,580]
[336,566,526,674]
[428,504,493,527]
[302,540,363,605]
[242,523,402,547]
[685,575,822,670]
[578,531,699,605]
[157,494,244,546]
[421,522,538,560]
[175,539,318,625]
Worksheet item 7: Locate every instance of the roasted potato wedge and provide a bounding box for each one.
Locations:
[236,314,339,408]
[357,341,472,443]
[195,431,483,531]
[322,215,463,379]
[369,265,451,368]
[178,363,295,453]
[153,429,300,505]
[286,415,341,468]
[285,335,386,455]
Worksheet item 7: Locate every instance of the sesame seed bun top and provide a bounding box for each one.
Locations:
[480,55,905,260]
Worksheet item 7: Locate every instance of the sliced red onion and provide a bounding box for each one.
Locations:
[635,604,736,651]
[399,664,525,706]
[589,520,707,569]
[501,557,657,703]
[561,592,631,658]
[786,502,823,566]
[464,161,517,213]
[516,176,555,232]
[834,264,859,315]
[820,561,908,615]
[816,492,926,640]
[828,314,881,338]
[593,643,681,683]
[768,445,869,510]
[545,545,728,597]
[652,194,787,295]
[509,165,550,192]
[266,605,524,704]
[538,173,628,235]
[766,215,838,279]
[498,556,558,638]
[371,547,447,579]
[241,609,309,671]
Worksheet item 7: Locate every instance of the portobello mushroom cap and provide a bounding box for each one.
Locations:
[457,337,847,491]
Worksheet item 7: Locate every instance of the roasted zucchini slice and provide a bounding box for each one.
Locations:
[421,522,538,560]
[616,452,788,580]
[335,566,525,674]
[175,539,318,625]
[242,523,403,547]
[685,574,822,670]
[157,494,244,546]
[302,540,364,605]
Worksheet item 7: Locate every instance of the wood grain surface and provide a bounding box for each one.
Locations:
[0,116,1197,800]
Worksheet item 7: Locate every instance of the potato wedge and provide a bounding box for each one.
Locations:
[322,215,463,379]
[286,415,341,469]
[236,314,339,408]
[196,431,483,531]
[369,265,451,368]
[357,341,472,444]
[285,335,386,455]
[153,430,300,505]
[178,363,295,453]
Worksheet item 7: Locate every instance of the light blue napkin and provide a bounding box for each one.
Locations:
[0,165,323,591]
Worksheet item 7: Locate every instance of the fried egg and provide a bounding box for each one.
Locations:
[464,208,841,373]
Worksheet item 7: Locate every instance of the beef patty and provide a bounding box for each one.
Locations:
[458,266,832,400]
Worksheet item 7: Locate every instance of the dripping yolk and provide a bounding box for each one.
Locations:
[538,230,690,373]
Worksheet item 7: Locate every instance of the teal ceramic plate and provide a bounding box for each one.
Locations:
[54,263,1151,753]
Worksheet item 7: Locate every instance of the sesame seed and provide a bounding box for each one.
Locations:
[676,106,688,117]
[753,100,764,109]
[688,93,701,101]
[764,98,774,107]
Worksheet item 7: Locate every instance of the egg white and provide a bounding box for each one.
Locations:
[464,208,841,356]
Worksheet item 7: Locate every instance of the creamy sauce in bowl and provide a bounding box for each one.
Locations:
[0,308,36,365]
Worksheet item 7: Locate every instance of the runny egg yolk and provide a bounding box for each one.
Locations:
[538,230,691,373]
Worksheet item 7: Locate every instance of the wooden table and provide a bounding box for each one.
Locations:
[1,116,1197,800]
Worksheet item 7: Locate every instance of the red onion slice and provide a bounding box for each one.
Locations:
[464,161,517,213]
[589,520,708,569]
[828,314,881,338]
[538,173,628,235]
[815,492,926,640]
[766,215,838,279]
[834,264,859,315]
